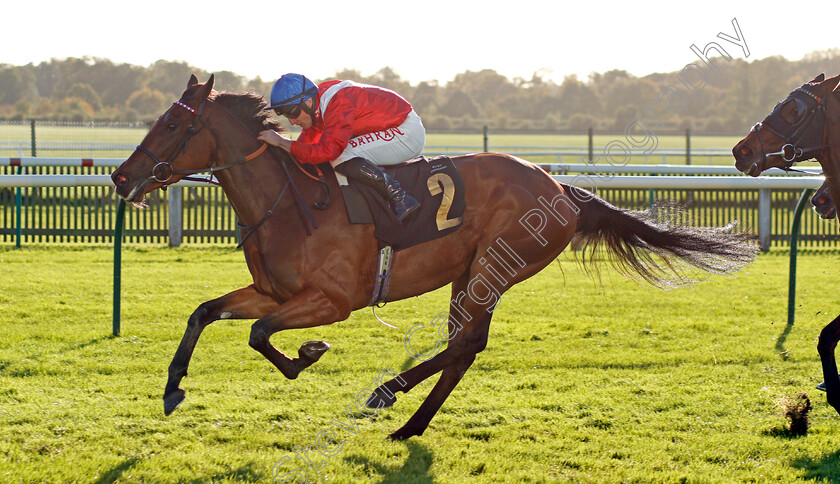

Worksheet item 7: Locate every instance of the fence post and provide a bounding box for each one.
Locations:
[587,127,594,162]
[30,119,36,157]
[483,125,489,152]
[113,199,126,337]
[14,165,21,248]
[788,188,815,327]
[685,128,691,165]
[758,188,771,251]
[14,120,36,248]
[168,187,183,247]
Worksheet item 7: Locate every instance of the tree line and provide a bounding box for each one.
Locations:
[2,51,840,132]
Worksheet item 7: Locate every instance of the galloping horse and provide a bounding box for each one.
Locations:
[733,73,840,414]
[113,75,757,440]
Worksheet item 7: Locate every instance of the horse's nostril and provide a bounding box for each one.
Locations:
[818,196,829,204]
[113,172,130,187]
[739,146,751,156]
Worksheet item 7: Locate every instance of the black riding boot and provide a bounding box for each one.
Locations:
[336,157,420,222]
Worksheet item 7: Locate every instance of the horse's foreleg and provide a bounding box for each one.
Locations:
[390,352,479,440]
[818,313,840,414]
[164,285,280,415]
[248,287,346,380]
[383,312,491,440]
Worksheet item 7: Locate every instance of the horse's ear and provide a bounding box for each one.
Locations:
[195,74,215,100]
[187,74,199,88]
[811,73,826,84]
[826,82,840,124]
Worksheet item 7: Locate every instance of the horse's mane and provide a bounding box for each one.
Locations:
[210,91,284,135]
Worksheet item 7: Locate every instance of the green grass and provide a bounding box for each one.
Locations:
[2,246,840,483]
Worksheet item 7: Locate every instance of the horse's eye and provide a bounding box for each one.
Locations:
[166,123,177,132]
[794,99,807,120]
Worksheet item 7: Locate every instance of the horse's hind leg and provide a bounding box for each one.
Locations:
[817,313,840,414]
[164,285,280,415]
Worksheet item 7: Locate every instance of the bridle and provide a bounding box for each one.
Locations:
[751,83,829,172]
[131,96,319,245]
[133,98,267,185]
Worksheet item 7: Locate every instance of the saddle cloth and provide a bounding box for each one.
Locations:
[338,155,466,251]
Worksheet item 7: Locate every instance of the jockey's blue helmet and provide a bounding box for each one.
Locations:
[265,73,318,111]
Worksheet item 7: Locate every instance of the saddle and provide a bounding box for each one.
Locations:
[337,155,466,252]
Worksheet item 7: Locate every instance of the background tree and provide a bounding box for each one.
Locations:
[66,83,103,112]
[126,88,167,120]
[2,50,840,131]
[438,89,480,119]
[147,60,206,100]
[0,66,37,105]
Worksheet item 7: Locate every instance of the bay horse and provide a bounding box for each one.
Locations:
[733,73,840,414]
[113,75,757,440]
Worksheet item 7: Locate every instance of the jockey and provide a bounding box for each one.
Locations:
[258,73,423,222]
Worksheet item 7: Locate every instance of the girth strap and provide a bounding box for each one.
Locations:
[370,244,394,309]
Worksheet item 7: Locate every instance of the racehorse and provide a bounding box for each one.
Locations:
[733,73,840,414]
[113,75,757,440]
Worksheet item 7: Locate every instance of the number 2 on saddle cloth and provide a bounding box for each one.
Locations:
[338,155,466,252]
[333,155,466,308]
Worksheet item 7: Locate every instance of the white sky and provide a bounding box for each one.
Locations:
[2,1,838,86]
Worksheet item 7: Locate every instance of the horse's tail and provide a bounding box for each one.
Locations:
[564,184,758,288]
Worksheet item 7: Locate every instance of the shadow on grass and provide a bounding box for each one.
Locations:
[791,449,840,482]
[762,426,808,439]
[94,458,141,484]
[188,463,264,483]
[61,335,114,354]
[775,319,794,354]
[96,459,265,483]
[401,355,417,373]
[344,441,435,484]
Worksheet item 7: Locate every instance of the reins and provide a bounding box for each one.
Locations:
[178,142,269,186]
[236,176,291,248]
[133,96,322,245]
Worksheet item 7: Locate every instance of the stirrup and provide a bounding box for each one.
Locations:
[392,195,420,222]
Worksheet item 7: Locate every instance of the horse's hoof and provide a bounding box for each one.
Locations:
[298,340,330,364]
[816,374,840,392]
[387,426,421,441]
[366,388,397,409]
[163,389,186,415]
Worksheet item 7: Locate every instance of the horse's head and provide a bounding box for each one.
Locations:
[732,73,840,177]
[112,74,219,206]
[812,181,837,219]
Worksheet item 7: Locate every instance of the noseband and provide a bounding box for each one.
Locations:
[752,84,827,170]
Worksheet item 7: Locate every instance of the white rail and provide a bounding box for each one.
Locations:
[0,175,212,187]
[551,175,825,190]
[0,157,124,167]
[2,157,824,178]
[543,164,822,176]
[2,170,824,252]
